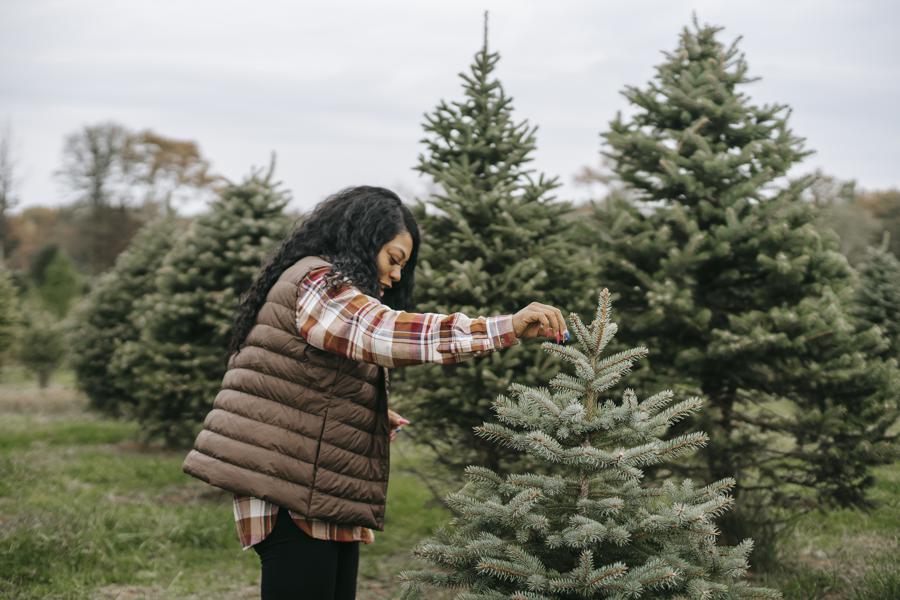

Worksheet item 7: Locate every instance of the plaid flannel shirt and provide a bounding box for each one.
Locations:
[233,265,520,549]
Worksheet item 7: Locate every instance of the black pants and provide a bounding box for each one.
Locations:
[252,506,360,600]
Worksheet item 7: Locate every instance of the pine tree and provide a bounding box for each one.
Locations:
[116,158,291,446]
[33,247,82,318]
[17,310,66,389]
[28,244,62,287]
[393,12,597,473]
[26,245,83,318]
[588,16,899,548]
[0,265,20,366]
[70,217,184,416]
[853,233,900,358]
[400,289,780,600]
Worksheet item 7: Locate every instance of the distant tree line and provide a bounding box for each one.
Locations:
[0,121,233,389]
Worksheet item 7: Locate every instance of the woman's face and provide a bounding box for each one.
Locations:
[376,231,414,297]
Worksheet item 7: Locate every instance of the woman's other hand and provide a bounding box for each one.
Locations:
[388,409,410,442]
[512,302,568,340]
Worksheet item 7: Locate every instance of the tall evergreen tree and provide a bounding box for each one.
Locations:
[400,290,780,600]
[71,217,184,416]
[587,16,898,549]
[394,13,596,473]
[116,158,291,446]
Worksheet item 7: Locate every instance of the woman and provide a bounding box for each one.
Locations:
[182,185,569,599]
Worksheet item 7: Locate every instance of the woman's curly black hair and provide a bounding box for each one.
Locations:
[226,185,421,362]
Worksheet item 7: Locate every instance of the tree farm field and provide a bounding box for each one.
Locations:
[1,368,897,600]
[0,368,454,600]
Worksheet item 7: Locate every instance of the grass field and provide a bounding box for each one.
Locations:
[1,367,897,599]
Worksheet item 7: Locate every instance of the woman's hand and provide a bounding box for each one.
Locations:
[388,409,410,442]
[512,302,569,340]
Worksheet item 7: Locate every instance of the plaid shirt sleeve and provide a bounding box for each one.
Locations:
[295,266,521,367]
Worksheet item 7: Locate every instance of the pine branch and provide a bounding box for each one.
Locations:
[568,312,594,351]
[548,372,587,394]
[649,396,705,429]
[655,431,710,460]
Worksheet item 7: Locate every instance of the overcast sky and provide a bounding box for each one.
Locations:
[2,0,898,215]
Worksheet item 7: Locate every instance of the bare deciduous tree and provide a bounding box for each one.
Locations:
[55,121,134,209]
[125,129,224,215]
[54,121,221,273]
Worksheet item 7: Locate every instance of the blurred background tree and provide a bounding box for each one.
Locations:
[0,123,21,262]
[16,309,66,389]
[114,157,290,446]
[858,188,900,257]
[0,265,19,367]
[71,217,184,417]
[852,233,900,360]
[53,121,221,276]
[27,244,83,319]
[807,170,894,266]
[124,129,223,216]
[54,121,142,275]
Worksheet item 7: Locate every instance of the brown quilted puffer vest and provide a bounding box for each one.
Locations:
[181,255,391,530]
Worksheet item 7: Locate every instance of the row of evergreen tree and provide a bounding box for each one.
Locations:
[67,158,290,444]
[5,13,893,583]
[393,15,900,566]
[400,16,897,596]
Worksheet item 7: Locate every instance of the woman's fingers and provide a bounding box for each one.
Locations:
[553,306,567,337]
[388,408,408,426]
[513,303,569,339]
[535,303,566,337]
[530,312,550,338]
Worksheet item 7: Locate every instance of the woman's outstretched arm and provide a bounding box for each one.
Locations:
[295,266,520,368]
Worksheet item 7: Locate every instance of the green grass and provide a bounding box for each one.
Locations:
[0,376,453,599]
[1,370,897,599]
[754,460,900,599]
[0,363,76,389]
[0,408,251,598]
[0,417,140,451]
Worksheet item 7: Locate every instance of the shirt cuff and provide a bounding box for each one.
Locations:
[485,314,520,352]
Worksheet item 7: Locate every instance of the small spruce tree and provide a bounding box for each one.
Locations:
[116,158,290,446]
[400,289,780,600]
[71,217,184,416]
